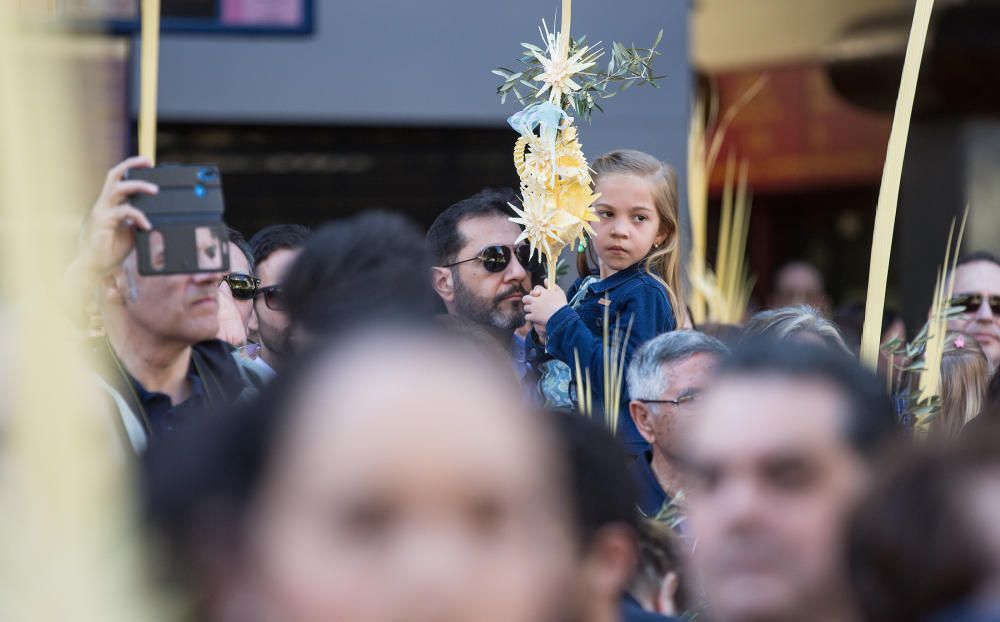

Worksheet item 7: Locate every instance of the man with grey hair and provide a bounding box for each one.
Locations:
[627,331,729,518]
[72,157,252,454]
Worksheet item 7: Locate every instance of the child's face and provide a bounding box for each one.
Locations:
[592,173,665,277]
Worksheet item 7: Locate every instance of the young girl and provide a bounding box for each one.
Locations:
[930,332,990,438]
[524,149,685,454]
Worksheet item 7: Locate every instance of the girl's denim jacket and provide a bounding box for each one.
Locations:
[529,263,676,452]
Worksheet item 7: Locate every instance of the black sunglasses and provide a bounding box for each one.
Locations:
[255,285,286,312]
[951,293,1000,315]
[220,273,261,301]
[444,244,533,274]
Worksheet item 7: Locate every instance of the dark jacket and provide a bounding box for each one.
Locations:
[531,264,676,453]
[90,337,254,454]
[631,450,669,518]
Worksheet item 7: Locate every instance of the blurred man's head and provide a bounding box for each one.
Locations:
[248,224,309,368]
[948,252,1000,371]
[627,331,729,465]
[683,342,896,622]
[546,412,642,622]
[770,261,828,311]
[428,189,531,336]
[283,211,438,350]
[145,327,579,622]
[847,432,1000,622]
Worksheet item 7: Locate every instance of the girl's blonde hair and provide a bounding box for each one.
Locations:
[933,332,990,438]
[582,149,686,321]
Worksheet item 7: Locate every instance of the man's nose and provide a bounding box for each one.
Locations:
[715,476,766,528]
[975,295,995,321]
[192,270,223,286]
[505,252,528,282]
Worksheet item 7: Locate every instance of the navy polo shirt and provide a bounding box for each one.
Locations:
[630,450,668,517]
[131,363,207,436]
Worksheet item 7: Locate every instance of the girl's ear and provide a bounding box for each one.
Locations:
[653,228,669,249]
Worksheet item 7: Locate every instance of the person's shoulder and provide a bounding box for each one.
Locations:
[622,271,671,306]
[193,339,247,383]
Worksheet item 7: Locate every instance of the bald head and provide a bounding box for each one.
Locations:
[771,262,828,311]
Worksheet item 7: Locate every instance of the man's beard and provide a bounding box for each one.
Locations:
[257,315,289,359]
[452,274,527,333]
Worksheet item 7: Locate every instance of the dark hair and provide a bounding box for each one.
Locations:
[248,224,310,266]
[956,251,1000,269]
[833,301,901,355]
[143,327,571,591]
[283,211,438,338]
[846,433,1000,622]
[632,519,691,614]
[720,341,898,461]
[426,188,518,266]
[544,411,639,548]
[226,227,255,272]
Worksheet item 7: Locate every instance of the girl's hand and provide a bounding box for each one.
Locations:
[523,279,568,330]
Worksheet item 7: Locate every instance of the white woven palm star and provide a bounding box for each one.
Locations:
[529,21,600,104]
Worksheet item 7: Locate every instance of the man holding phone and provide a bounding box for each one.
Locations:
[72,156,252,454]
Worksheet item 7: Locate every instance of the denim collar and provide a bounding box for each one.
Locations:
[588,263,644,295]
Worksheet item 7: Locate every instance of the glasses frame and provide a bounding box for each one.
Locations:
[635,394,698,408]
[255,284,286,311]
[220,272,261,301]
[951,292,1000,315]
[443,244,533,274]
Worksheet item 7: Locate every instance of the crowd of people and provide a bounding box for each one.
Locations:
[71,151,1000,622]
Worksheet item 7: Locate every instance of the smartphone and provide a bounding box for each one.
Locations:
[125,164,230,276]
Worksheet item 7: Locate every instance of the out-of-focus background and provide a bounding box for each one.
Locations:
[39,0,1000,331]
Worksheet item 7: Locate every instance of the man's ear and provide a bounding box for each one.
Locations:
[102,269,127,307]
[656,571,680,617]
[431,266,456,305]
[629,400,656,445]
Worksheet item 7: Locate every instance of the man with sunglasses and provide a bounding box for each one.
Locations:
[948,252,1000,372]
[428,189,534,380]
[247,224,309,378]
[216,228,260,347]
[626,331,730,519]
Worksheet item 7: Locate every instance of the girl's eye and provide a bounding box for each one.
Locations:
[598,210,612,219]
[633,215,648,223]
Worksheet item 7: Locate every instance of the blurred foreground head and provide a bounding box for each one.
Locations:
[146,325,578,622]
[682,341,897,622]
[848,424,1000,622]
[283,210,439,349]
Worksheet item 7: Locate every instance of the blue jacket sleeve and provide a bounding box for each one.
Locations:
[544,282,675,397]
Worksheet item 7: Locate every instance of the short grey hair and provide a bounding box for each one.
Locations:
[742,305,850,354]
[627,331,730,402]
